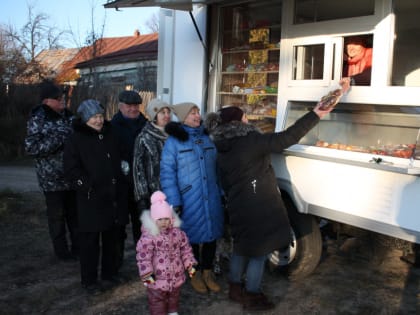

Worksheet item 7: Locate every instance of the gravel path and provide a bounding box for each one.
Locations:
[0,164,40,192]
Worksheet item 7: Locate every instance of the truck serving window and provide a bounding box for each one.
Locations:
[342,35,373,86]
[293,44,324,80]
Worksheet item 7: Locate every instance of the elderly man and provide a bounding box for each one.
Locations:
[111,90,147,267]
[25,80,79,261]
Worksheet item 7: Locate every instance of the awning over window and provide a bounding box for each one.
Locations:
[104,0,225,11]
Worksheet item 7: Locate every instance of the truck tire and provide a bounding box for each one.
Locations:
[268,195,323,281]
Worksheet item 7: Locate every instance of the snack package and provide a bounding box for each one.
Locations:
[317,78,351,110]
[318,89,343,110]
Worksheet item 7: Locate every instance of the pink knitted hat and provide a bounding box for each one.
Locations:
[150,191,172,221]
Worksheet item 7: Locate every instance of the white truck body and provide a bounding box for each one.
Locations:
[105,0,420,277]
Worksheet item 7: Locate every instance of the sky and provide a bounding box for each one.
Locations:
[0,0,160,47]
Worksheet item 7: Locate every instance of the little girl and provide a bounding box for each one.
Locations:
[136,191,197,315]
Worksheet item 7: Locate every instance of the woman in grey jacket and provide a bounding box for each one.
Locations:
[133,99,173,211]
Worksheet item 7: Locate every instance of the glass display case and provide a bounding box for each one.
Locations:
[285,102,420,161]
[217,1,282,132]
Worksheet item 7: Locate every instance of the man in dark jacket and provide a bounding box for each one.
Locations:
[24,80,78,261]
[111,90,147,266]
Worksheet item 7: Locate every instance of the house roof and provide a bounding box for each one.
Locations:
[34,31,158,84]
[74,32,158,69]
[35,48,80,75]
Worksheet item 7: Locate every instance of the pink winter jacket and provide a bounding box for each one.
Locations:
[136,210,197,291]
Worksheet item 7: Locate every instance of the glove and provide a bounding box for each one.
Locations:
[142,274,155,287]
[188,266,196,278]
[120,160,130,176]
[173,205,183,217]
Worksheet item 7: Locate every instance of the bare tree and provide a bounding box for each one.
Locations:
[5,3,69,61]
[145,12,159,33]
[68,0,108,104]
[80,3,106,87]
[0,25,28,84]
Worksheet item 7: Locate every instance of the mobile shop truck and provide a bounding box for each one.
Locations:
[106,0,420,279]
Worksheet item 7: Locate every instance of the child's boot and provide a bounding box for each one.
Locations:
[190,270,207,294]
[203,269,221,292]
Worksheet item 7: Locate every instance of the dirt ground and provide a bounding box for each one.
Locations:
[0,190,419,315]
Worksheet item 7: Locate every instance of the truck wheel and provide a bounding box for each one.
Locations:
[267,196,322,281]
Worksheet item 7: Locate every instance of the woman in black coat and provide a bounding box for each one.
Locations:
[206,102,335,311]
[64,99,128,292]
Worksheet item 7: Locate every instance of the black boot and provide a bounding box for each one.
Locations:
[242,291,275,311]
[228,282,243,303]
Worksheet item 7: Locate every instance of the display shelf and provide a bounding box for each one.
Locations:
[221,70,279,74]
[285,145,420,175]
[285,102,420,161]
[222,47,280,54]
[222,23,282,34]
[247,114,276,120]
[217,2,282,133]
[217,92,278,96]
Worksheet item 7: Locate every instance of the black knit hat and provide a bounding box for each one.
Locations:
[219,106,244,124]
[118,90,142,105]
[39,80,62,101]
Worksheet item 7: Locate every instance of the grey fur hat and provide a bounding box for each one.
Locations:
[77,99,104,123]
[146,99,173,121]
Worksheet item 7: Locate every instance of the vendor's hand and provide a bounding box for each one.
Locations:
[339,77,351,94]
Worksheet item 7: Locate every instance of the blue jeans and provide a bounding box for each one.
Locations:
[229,253,267,293]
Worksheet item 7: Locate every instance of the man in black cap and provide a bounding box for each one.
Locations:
[25,80,79,261]
[111,90,147,268]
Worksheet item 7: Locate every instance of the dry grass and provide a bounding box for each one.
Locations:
[0,191,418,315]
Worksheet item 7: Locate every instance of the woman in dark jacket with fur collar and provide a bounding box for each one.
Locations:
[64,99,128,292]
[206,102,334,311]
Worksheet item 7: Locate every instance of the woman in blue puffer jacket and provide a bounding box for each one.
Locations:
[160,102,224,294]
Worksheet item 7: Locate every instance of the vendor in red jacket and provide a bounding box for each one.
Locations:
[343,36,373,86]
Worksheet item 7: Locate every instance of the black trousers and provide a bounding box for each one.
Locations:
[116,193,140,271]
[128,191,141,245]
[192,240,217,270]
[44,190,78,258]
[79,225,119,285]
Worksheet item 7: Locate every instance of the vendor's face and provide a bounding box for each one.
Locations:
[156,218,171,230]
[86,113,104,131]
[183,107,201,128]
[155,107,172,127]
[119,103,140,119]
[346,43,365,60]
